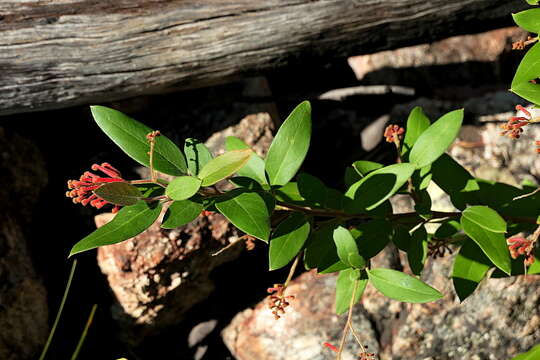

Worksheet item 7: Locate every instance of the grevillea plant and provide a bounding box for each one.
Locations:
[64,2,540,359]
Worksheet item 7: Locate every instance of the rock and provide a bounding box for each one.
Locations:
[96,112,275,343]
[0,128,49,360]
[348,27,526,98]
[222,93,540,360]
[96,204,242,342]
[222,271,380,360]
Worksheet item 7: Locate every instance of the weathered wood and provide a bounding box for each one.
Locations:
[0,0,526,116]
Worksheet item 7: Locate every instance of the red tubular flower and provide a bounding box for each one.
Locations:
[323,342,338,353]
[66,163,124,213]
[536,140,540,154]
[500,105,533,139]
[507,236,535,267]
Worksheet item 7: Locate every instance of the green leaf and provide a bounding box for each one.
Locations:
[462,206,507,233]
[452,240,491,302]
[511,42,540,104]
[335,269,367,315]
[265,101,311,186]
[352,161,383,177]
[165,176,202,200]
[511,343,540,360]
[409,109,464,169]
[161,199,203,229]
[344,167,363,188]
[367,268,443,303]
[274,182,307,206]
[70,201,162,256]
[345,163,415,212]
[460,217,511,275]
[431,153,480,209]
[215,190,270,242]
[133,183,165,198]
[198,149,253,186]
[94,182,143,206]
[526,0,539,5]
[304,222,348,273]
[229,176,263,191]
[297,173,327,207]
[513,9,540,33]
[91,106,187,176]
[350,220,392,259]
[402,106,430,158]
[435,220,461,238]
[225,136,268,184]
[269,212,311,270]
[407,226,429,276]
[184,138,213,176]
[333,226,366,269]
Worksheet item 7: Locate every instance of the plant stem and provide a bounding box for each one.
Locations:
[284,253,301,287]
[70,304,98,360]
[336,279,359,360]
[39,259,78,360]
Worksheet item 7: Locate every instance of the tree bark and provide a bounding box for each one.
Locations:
[0,0,526,116]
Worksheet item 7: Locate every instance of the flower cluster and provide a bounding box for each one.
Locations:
[500,105,532,139]
[267,283,295,320]
[66,163,124,213]
[383,124,404,143]
[507,236,535,266]
[536,140,540,154]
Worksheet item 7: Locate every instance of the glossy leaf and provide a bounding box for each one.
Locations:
[526,0,539,5]
[511,42,540,104]
[215,190,270,242]
[184,138,213,176]
[274,182,307,206]
[269,212,310,270]
[431,153,479,209]
[460,217,511,275]
[462,206,507,233]
[198,149,252,186]
[344,167,363,188]
[409,109,464,169]
[94,182,142,206]
[352,161,383,177]
[333,226,366,269]
[345,163,415,212]
[452,240,491,302]
[350,220,392,259]
[511,343,540,360]
[165,176,202,200]
[161,199,203,229]
[297,173,327,207]
[435,220,461,238]
[225,136,267,184]
[70,201,162,256]
[91,106,187,175]
[229,176,263,191]
[335,269,367,315]
[402,106,430,158]
[513,9,540,33]
[133,183,165,198]
[367,268,443,303]
[304,222,348,274]
[408,226,429,275]
[265,101,311,186]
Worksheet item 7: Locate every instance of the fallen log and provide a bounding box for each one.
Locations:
[0,0,526,116]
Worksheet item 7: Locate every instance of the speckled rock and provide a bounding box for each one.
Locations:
[0,128,49,360]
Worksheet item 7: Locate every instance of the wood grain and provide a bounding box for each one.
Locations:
[0,0,526,116]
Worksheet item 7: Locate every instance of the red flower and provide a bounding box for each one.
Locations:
[383,124,404,143]
[507,236,535,267]
[500,105,532,139]
[66,163,124,213]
